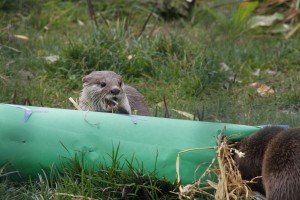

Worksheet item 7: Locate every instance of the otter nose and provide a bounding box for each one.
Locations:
[111,88,120,95]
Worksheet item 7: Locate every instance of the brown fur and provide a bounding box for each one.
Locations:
[236,127,300,200]
[79,71,150,116]
[262,128,300,200]
[235,126,284,195]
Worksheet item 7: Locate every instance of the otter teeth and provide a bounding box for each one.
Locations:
[111,99,118,106]
[105,98,119,110]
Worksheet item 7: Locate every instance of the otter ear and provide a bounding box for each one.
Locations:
[82,75,91,84]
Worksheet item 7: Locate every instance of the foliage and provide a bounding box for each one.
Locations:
[247,0,300,36]
[233,1,259,26]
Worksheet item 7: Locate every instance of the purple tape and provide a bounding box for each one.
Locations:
[129,115,145,124]
[257,124,289,129]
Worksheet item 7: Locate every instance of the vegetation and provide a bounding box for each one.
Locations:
[0,0,300,199]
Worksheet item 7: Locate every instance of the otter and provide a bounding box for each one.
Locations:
[235,126,285,195]
[235,126,300,200]
[79,71,150,116]
[262,128,300,200]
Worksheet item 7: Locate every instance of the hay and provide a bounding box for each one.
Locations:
[176,128,257,200]
[69,97,82,111]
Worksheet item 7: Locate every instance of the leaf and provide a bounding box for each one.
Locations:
[249,82,275,96]
[219,62,230,72]
[252,69,260,76]
[233,1,259,26]
[171,109,194,119]
[44,55,60,63]
[77,19,85,26]
[256,84,275,96]
[14,34,29,41]
[248,13,284,28]
[270,23,292,34]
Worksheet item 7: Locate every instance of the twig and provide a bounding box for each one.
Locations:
[0,44,21,53]
[12,90,17,104]
[23,97,32,106]
[163,96,170,118]
[69,97,83,110]
[87,0,98,27]
[138,7,155,39]
[100,12,109,27]
[285,22,300,39]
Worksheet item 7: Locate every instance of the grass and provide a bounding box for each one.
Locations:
[1,0,300,199]
[0,153,178,200]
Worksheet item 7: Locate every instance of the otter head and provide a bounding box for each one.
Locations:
[81,71,130,113]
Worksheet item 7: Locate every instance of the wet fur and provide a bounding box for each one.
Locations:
[235,127,300,200]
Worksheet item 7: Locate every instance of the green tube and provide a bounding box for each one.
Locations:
[0,104,259,184]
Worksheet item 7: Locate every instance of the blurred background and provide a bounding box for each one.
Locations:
[1,0,300,124]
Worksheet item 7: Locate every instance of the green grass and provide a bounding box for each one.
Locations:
[0,152,178,199]
[1,0,300,199]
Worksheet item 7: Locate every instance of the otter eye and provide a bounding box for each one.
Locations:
[99,82,106,87]
[119,81,122,86]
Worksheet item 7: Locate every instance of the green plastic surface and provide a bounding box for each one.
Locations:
[0,104,259,184]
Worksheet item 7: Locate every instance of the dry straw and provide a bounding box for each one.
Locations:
[175,128,255,200]
[69,97,82,110]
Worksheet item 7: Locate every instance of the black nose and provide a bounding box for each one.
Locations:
[111,88,120,95]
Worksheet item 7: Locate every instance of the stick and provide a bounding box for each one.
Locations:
[138,7,155,39]
[163,96,170,118]
[87,0,98,27]
[285,22,300,39]
[69,97,82,110]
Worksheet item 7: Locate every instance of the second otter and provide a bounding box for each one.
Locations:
[235,126,300,200]
[79,71,150,116]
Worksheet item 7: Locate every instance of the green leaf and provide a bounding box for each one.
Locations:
[233,1,259,26]
[248,13,284,28]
